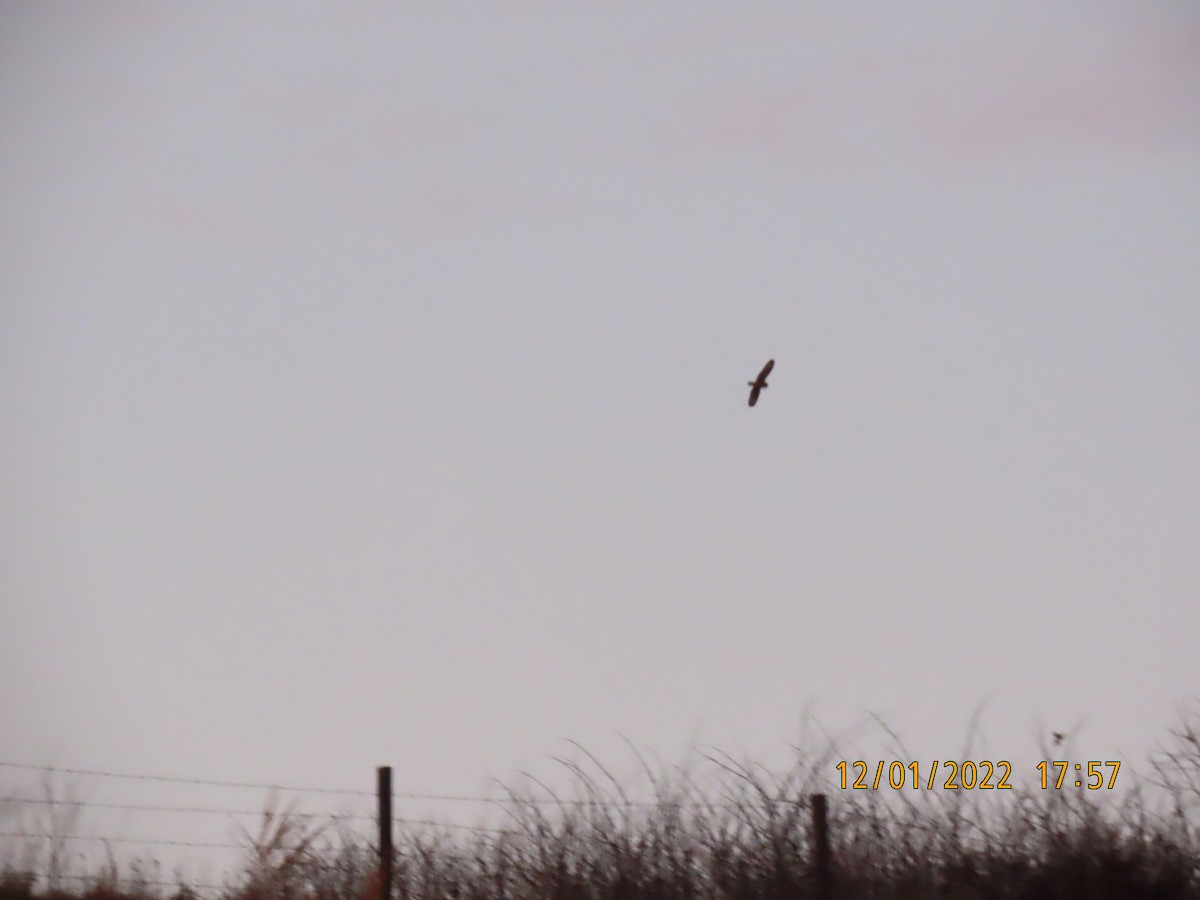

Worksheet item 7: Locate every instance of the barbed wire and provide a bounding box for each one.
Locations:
[0,792,748,816]
[0,796,375,822]
[0,763,373,797]
[0,823,515,848]
[0,794,722,841]
[0,831,243,850]
[0,815,515,839]
[392,819,519,835]
[0,761,765,809]
[1,819,517,840]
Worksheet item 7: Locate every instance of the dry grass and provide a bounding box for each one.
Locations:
[4,706,1200,899]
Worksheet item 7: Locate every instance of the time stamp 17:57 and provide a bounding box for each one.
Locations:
[835,760,1122,791]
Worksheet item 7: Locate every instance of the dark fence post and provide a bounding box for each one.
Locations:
[811,793,832,900]
[378,766,393,900]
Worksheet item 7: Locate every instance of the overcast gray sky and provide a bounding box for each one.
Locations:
[2,0,1199,878]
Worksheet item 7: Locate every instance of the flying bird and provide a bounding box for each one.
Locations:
[747,359,775,407]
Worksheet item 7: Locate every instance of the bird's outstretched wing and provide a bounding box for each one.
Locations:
[757,359,775,381]
[748,385,761,407]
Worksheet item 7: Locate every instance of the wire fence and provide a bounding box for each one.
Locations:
[0,762,756,808]
[5,757,1199,900]
[0,760,482,897]
[1,759,829,898]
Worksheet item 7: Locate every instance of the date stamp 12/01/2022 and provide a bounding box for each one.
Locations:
[836,760,1122,791]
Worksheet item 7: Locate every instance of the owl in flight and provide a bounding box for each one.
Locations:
[748,359,775,407]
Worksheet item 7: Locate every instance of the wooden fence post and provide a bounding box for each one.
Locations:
[378,766,393,900]
[811,792,832,900]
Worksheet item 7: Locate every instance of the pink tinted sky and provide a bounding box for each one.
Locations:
[685,9,1200,167]
[2,0,1199,884]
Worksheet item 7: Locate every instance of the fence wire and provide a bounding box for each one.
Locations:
[0,761,762,809]
[0,758,832,898]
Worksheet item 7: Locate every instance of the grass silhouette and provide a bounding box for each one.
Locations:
[3,703,1198,899]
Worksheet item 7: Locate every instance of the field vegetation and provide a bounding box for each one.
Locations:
[3,704,1198,899]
